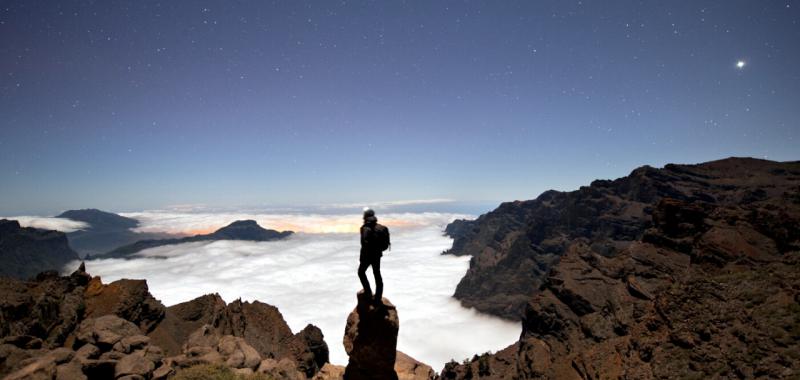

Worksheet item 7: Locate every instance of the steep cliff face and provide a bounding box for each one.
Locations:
[445,157,800,320]
[442,157,800,379]
[0,219,81,279]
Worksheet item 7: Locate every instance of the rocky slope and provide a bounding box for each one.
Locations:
[0,265,329,379]
[0,219,81,280]
[56,209,170,258]
[441,157,800,379]
[103,219,293,258]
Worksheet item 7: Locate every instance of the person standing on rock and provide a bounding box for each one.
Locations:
[358,208,391,303]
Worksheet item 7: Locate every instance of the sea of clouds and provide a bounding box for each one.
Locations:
[72,208,519,369]
[3,216,88,232]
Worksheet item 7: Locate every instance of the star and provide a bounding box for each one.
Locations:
[736,60,746,69]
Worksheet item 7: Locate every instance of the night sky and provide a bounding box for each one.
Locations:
[1,1,798,214]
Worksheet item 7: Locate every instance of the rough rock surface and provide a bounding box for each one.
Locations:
[0,219,81,280]
[343,291,399,380]
[442,157,800,379]
[148,293,329,376]
[313,351,433,380]
[0,265,330,379]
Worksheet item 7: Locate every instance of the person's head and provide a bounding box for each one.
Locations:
[363,208,377,224]
[363,208,375,220]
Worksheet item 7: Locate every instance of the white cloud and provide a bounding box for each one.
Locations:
[3,216,88,232]
[121,210,467,235]
[80,211,518,370]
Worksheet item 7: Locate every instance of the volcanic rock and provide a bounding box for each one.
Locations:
[343,291,399,380]
[441,157,800,379]
[0,219,81,279]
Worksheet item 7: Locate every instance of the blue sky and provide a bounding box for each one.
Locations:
[1,1,798,214]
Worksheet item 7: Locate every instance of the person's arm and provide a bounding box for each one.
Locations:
[360,225,368,247]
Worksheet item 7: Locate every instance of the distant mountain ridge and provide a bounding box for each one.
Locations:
[55,209,171,258]
[102,219,293,258]
[0,219,80,279]
[57,209,139,230]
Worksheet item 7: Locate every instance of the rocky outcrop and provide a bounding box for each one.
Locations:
[0,219,81,280]
[441,157,800,379]
[445,157,800,320]
[149,292,329,377]
[102,219,294,258]
[0,266,330,379]
[343,291,399,380]
[0,267,90,347]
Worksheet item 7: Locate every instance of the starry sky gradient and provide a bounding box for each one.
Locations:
[1,1,798,214]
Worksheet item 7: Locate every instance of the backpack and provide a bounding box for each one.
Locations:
[372,224,391,252]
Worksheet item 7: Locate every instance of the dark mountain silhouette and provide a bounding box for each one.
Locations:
[57,209,139,230]
[103,220,293,259]
[441,157,800,379]
[55,209,170,258]
[0,219,81,279]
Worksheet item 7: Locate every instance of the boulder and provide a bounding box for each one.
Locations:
[55,361,86,380]
[313,363,346,380]
[4,356,57,380]
[256,357,306,380]
[75,315,141,350]
[115,352,155,378]
[218,335,261,369]
[395,351,435,380]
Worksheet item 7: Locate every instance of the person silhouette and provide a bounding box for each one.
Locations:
[358,208,390,303]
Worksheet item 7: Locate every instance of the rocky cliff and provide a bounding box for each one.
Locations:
[103,219,293,258]
[0,219,81,280]
[441,157,800,379]
[0,266,329,379]
[445,157,800,320]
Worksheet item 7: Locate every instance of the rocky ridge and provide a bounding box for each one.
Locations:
[441,157,800,379]
[0,219,81,280]
[0,265,329,379]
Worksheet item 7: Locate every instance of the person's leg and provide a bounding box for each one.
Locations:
[358,261,372,296]
[372,257,383,301]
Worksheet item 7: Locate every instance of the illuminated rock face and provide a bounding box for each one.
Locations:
[441,157,800,379]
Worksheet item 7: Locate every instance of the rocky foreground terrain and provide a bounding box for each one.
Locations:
[0,264,328,379]
[441,157,800,378]
[0,264,433,380]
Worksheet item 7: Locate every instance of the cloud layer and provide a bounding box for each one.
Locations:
[2,216,88,232]
[81,211,520,369]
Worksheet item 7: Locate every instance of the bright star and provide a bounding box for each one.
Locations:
[736,60,746,69]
